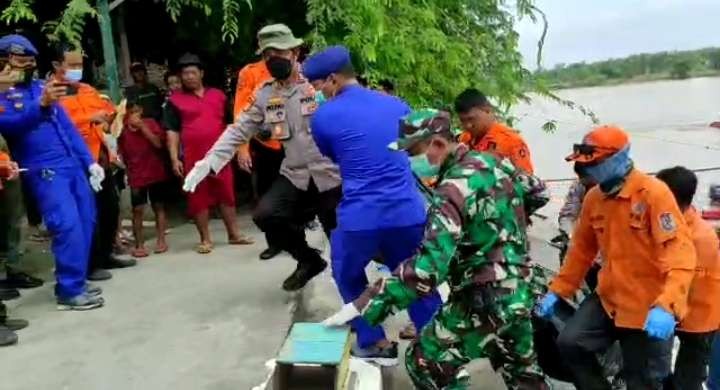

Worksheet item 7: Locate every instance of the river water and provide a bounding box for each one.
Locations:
[511,77,720,235]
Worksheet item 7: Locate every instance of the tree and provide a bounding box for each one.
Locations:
[306,0,546,108]
[0,0,252,46]
[671,59,692,79]
[1,0,557,112]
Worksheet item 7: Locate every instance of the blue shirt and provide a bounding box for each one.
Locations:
[0,80,93,172]
[311,85,425,231]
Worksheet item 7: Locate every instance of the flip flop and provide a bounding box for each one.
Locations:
[131,247,149,258]
[154,243,169,254]
[195,243,213,254]
[228,235,255,245]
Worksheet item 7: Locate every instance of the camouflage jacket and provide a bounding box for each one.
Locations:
[355,145,549,325]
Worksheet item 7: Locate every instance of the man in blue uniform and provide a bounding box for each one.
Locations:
[0,35,104,310]
[304,45,441,364]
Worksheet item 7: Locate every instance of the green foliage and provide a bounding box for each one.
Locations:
[163,0,251,43]
[540,47,720,89]
[306,0,545,110]
[0,0,37,24]
[42,0,97,45]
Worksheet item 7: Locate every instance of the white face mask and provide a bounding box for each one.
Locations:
[65,68,83,82]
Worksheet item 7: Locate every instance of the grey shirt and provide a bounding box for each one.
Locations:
[207,78,340,192]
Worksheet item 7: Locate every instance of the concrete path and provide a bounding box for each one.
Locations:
[2,215,305,390]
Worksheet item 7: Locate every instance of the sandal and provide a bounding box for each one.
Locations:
[154,242,169,254]
[195,243,213,254]
[228,235,255,245]
[131,247,149,258]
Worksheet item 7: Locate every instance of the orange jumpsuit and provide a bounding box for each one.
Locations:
[680,208,720,333]
[550,169,697,329]
[58,83,116,162]
[459,122,534,173]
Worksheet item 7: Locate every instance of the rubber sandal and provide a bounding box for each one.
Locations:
[195,243,213,254]
[154,243,169,254]
[131,247,149,258]
[229,235,255,245]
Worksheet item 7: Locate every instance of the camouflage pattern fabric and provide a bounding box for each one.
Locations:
[354,140,550,389]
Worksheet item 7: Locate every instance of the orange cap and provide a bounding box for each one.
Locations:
[565,125,630,163]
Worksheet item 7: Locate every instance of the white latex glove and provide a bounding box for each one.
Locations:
[88,163,105,192]
[322,303,361,327]
[183,159,211,193]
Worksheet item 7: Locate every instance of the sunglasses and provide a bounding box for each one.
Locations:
[572,143,616,156]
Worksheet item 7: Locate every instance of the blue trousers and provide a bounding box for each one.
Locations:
[25,167,96,299]
[331,224,442,348]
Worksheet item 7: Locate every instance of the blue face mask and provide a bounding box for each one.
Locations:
[410,154,440,179]
[315,90,327,105]
[65,68,83,82]
[585,146,632,191]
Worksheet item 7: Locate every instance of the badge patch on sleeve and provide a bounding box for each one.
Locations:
[659,212,676,233]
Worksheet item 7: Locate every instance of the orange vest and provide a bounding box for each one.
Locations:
[233,60,281,152]
[550,170,697,329]
[459,122,534,173]
[59,83,116,162]
[679,208,720,332]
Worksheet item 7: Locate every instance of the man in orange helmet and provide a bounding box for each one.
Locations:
[535,126,697,389]
[454,88,534,174]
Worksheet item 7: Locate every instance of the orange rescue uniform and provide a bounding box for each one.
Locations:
[679,207,720,333]
[233,60,281,155]
[550,169,697,329]
[459,122,534,173]
[59,83,116,162]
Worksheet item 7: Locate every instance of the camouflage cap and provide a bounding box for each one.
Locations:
[389,108,454,150]
[256,24,303,54]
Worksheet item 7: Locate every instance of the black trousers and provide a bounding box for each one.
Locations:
[253,175,340,265]
[21,179,42,227]
[664,331,714,390]
[250,138,284,249]
[557,293,672,390]
[89,168,120,272]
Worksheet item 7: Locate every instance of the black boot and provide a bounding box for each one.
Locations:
[282,248,327,291]
[0,326,17,346]
[259,246,282,261]
[0,287,19,301]
[1,268,44,289]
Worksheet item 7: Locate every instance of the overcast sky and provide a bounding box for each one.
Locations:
[516,0,720,69]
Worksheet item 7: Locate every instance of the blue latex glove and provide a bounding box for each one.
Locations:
[535,293,559,319]
[643,306,676,340]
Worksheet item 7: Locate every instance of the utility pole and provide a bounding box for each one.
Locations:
[97,0,121,103]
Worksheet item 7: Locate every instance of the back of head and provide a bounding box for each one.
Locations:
[656,166,697,210]
[454,88,490,114]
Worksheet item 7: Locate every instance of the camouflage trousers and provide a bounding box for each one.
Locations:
[405,277,546,390]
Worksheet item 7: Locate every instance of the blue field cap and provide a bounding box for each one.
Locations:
[303,45,351,82]
[0,34,38,56]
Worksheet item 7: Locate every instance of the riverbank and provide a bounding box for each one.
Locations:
[545,70,720,90]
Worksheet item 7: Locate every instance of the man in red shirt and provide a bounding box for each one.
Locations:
[164,54,253,253]
[118,103,171,258]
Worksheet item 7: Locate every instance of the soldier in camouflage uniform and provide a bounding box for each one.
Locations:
[323,109,550,389]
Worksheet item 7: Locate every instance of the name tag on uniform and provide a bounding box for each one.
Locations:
[300,95,317,116]
[266,98,290,140]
